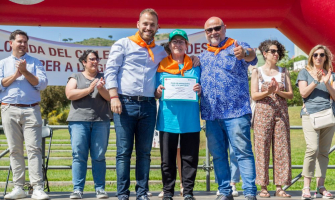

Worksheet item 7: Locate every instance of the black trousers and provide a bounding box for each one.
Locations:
[159,131,200,197]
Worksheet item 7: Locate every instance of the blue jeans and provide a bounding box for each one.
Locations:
[229,143,241,183]
[206,114,256,196]
[69,121,110,192]
[113,98,157,199]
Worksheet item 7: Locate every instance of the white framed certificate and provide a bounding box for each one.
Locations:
[162,76,198,102]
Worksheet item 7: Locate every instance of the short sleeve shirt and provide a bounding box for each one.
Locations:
[296,68,335,115]
[67,72,112,121]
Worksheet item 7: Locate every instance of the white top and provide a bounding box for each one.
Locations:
[258,66,285,91]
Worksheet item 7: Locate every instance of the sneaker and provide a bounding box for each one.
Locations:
[137,195,150,200]
[96,189,108,199]
[217,190,220,196]
[163,196,173,200]
[216,194,234,200]
[231,185,239,197]
[158,191,164,198]
[4,186,27,199]
[70,190,83,199]
[245,195,257,200]
[184,194,196,200]
[32,185,50,200]
[147,192,153,197]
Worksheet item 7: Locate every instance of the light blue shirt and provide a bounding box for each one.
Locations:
[105,37,167,97]
[0,53,48,104]
[156,64,201,133]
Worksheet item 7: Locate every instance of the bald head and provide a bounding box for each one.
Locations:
[204,17,226,47]
[204,17,224,29]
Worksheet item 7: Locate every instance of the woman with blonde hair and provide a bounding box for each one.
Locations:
[296,44,335,199]
[251,40,293,198]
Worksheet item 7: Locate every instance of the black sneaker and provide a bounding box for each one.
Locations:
[245,196,257,200]
[184,194,196,200]
[70,190,83,199]
[163,196,173,200]
[137,195,150,200]
[119,195,129,200]
[216,194,234,200]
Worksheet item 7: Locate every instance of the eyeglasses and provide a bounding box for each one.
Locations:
[88,58,100,62]
[171,40,186,45]
[313,53,325,58]
[267,49,279,54]
[205,25,223,34]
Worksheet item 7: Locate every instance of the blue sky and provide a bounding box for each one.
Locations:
[0,25,295,57]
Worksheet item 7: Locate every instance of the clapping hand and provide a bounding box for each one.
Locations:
[88,78,99,93]
[96,77,105,90]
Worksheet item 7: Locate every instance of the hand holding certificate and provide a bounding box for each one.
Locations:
[162,77,198,102]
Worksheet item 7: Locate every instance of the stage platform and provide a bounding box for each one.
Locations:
[0,191,324,200]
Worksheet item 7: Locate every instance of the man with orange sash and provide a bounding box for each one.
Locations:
[199,17,258,200]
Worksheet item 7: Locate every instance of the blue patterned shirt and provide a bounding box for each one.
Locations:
[199,37,257,120]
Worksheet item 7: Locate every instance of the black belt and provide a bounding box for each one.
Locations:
[119,94,155,101]
[1,103,39,107]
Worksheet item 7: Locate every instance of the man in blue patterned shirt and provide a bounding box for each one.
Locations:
[199,17,258,200]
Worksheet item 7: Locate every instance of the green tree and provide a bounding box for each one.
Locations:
[62,38,68,42]
[40,86,70,119]
[108,35,113,40]
[68,38,73,42]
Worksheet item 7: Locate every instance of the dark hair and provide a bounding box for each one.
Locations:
[139,8,158,21]
[9,29,29,41]
[160,42,171,55]
[258,39,286,61]
[78,50,100,67]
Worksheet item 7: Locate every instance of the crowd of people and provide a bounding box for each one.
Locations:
[1,7,335,200]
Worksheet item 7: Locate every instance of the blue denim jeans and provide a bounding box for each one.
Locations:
[69,121,110,192]
[229,143,240,183]
[206,114,256,196]
[113,98,157,199]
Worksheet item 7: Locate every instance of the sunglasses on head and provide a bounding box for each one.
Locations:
[267,49,279,54]
[313,53,325,58]
[205,25,223,33]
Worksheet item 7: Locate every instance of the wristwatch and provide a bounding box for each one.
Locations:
[313,79,320,85]
[244,48,249,58]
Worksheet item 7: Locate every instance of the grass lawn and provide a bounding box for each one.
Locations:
[1,105,335,192]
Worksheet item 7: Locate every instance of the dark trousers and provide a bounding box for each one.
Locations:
[159,131,200,197]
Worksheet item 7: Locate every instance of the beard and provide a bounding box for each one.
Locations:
[139,29,156,43]
[208,34,221,46]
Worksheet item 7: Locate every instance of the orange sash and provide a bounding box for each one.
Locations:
[207,38,235,55]
[157,54,193,76]
[128,31,155,62]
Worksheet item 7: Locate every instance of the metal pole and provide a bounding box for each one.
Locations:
[0,148,10,159]
[283,144,335,191]
[203,122,211,192]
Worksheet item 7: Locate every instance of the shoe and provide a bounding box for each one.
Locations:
[32,185,49,199]
[163,196,173,200]
[216,194,234,200]
[232,185,239,197]
[96,189,109,199]
[302,187,312,200]
[275,189,291,198]
[119,195,129,200]
[70,190,83,199]
[147,192,153,197]
[314,186,333,199]
[184,194,196,200]
[4,186,27,199]
[217,190,220,196]
[158,191,164,198]
[137,195,150,200]
[245,195,257,200]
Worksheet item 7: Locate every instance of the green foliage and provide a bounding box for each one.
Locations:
[62,38,68,42]
[48,108,69,125]
[278,54,307,70]
[40,86,70,119]
[155,33,169,41]
[74,37,116,46]
[287,71,303,106]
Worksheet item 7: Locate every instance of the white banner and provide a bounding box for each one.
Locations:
[0,29,207,86]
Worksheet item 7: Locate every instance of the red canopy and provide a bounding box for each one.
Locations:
[1,0,334,54]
